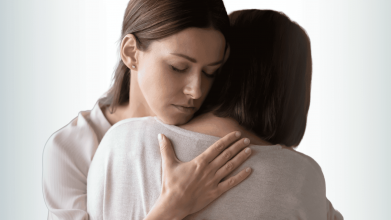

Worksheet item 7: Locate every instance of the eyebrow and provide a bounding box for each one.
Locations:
[170,53,224,66]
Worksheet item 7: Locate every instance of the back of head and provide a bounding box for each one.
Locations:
[197,9,312,147]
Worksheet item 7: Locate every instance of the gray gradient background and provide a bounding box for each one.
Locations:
[0,0,390,219]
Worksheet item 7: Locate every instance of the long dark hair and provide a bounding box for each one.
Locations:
[101,0,230,113]
[196,9,312,147]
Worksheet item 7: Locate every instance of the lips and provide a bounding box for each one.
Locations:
[172,104,195,113]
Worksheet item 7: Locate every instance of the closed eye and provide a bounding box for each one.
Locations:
[172,65,217,78]
[203,70,217,78]
[171,65,187,73]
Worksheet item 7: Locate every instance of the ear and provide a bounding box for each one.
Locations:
[120,34,139,70]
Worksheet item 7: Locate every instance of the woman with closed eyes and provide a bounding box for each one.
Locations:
[42,0,255,219]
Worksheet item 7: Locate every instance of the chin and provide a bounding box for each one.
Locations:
[159,113,193,126]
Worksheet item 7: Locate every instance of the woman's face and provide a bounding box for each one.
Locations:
[134,27,226,125]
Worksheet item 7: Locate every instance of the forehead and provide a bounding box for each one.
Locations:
[151,27,226,63]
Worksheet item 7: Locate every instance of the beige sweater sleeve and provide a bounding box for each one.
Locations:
[42,101,111,220]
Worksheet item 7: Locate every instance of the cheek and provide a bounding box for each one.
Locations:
[139,72,161,103]
[138,67,182,106]
[205,78,214,92]
[201,78,214,99]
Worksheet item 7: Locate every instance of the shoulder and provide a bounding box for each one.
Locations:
[43,108,103,193]
[44,110,96,155]
[104,116,159,139]
[251,145,326,188]
[109,116,154,132]
[273,149,344,219]
[44,99,112,157]
[42,107,107,173]
[276,148,327,198]
[97,116,156,150]
[281,147,326,182]
[287,148,325,179]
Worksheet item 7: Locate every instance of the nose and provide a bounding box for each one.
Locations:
[184,71,203,100]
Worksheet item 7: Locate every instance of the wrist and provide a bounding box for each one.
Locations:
[145,196,188,220]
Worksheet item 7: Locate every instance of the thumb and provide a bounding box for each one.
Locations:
[158,133,178,167]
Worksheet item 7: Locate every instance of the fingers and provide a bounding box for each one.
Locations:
[214,146,252,181]
[158,134,178,167]
[216,167,252,197]
[209,137,251,171]
[196,131,242,164]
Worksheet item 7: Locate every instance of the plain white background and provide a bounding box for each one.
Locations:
[0,0,390,219]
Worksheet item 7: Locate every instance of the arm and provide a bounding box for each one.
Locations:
[43,118,100,220]
[144,132,252,220]
[43,138,89,220]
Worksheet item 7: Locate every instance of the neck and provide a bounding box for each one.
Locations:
[179,112,272,146]
[103,71,155,125]
[125,72,155,118]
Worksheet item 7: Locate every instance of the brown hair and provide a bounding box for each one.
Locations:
[195,9,312,147]
[101,0,230,113]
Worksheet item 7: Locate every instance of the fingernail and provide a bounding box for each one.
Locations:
[158,134,162,141]
[235,131,241,137]
[245,147,251,154]
[246,167,251,173]
[244,138,250,145]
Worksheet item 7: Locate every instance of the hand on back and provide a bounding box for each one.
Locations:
[145,131,252,220]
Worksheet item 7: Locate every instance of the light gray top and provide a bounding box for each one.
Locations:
[87,116,343,220]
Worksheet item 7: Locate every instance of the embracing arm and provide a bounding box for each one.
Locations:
[43,138,89,219]
[42,117,101,220]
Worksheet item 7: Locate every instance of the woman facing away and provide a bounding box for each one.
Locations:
[43,0,254,219]
[86,9,344,220]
